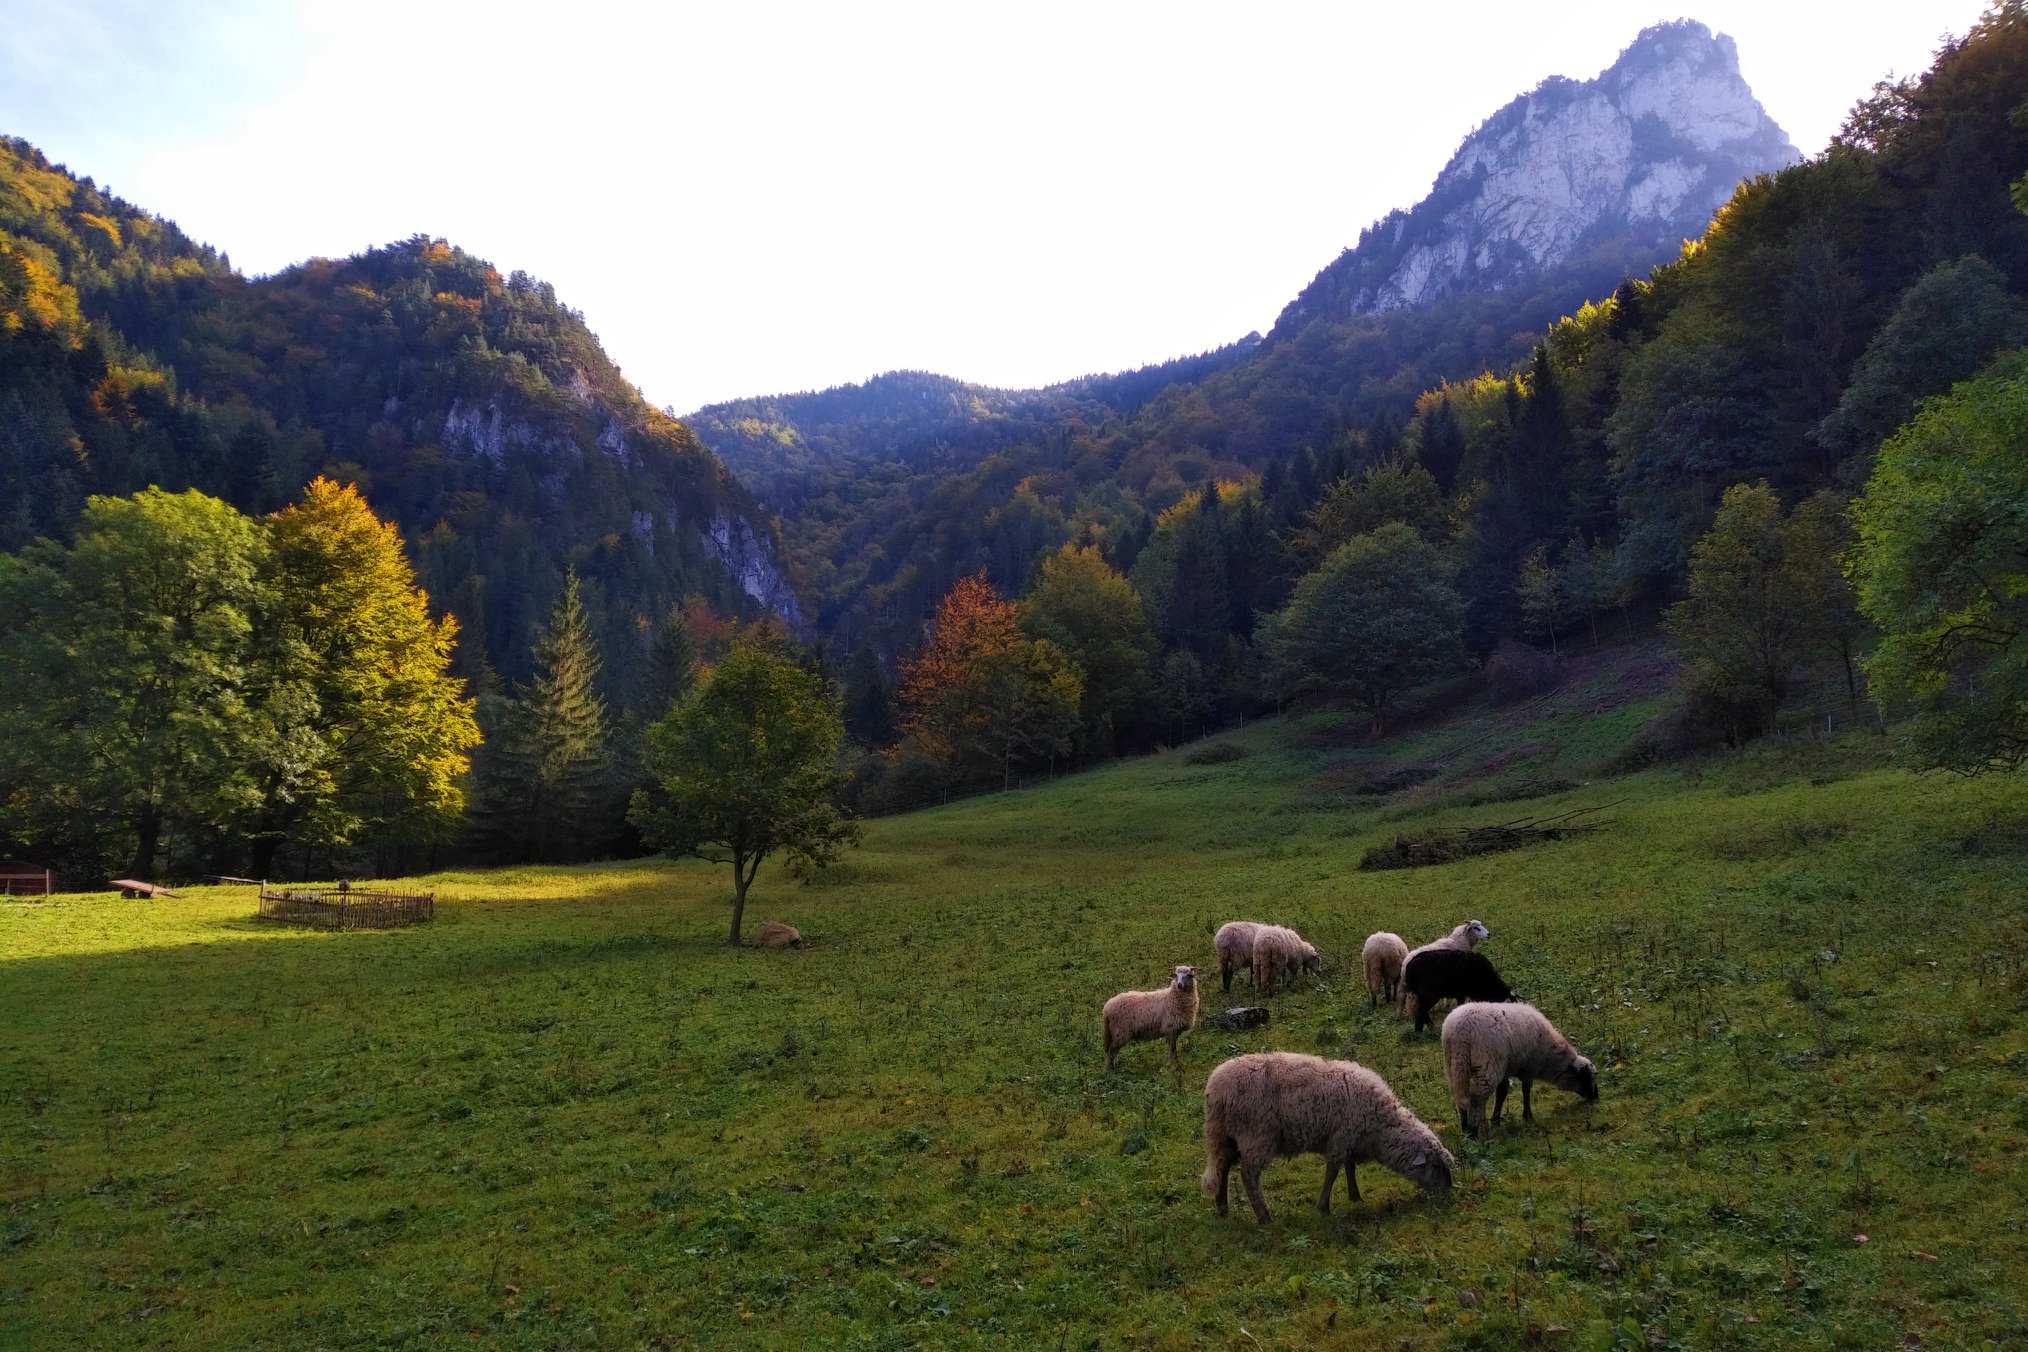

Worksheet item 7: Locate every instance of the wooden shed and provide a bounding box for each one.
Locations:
[0,862,55,896]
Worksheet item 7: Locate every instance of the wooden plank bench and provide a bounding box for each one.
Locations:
[109,879,177,899]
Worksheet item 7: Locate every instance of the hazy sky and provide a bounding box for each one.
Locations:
[0,1,1988,412]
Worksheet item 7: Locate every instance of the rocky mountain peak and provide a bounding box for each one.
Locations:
[1273,19,1799,334]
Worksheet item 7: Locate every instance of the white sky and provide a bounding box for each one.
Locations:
[0,1,1989,413]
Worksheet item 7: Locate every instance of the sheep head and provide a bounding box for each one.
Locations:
[1171,965,1197,992]
[1570,1056,1599,1102]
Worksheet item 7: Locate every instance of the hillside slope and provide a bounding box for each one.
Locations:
[4,696,2022,1348]
[0,138,793,697]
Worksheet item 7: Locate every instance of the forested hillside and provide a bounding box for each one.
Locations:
[747,7,2028,812]
[0,139,791,703]
[686,22,1803,657]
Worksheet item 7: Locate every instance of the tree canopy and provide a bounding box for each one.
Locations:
[1851,350,2028,771]
[632,644,856,943]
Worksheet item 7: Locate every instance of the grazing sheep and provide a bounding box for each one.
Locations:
[1441,1002,1597,1136]
[1361,931,1409,1007]
[1200,1051,1455,1223]
[1401,948,1514,1033]
[1213,921,1265,992]
[753,921,802,949]
[1102,965,1200,1071]
[1251,925,1322,992]
[1396,919,1493,1016]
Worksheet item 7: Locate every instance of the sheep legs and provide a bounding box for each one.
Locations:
[1240,1162,1272,1224]
[1208,1139,1239,1217]
[1317,1158,1360,1213]
[1166,1033,1182,1075]
[1521,1077,1535,1121]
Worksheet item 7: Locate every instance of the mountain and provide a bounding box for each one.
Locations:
[0,138,795,703]
[686,20,1802,652]
[1276,21,1798,332]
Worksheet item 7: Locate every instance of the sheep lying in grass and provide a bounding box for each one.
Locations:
[1361,931,1409,1007]
[1213,921,1264,992]
[753,921,802,949]
[1201,1051,1455,1223]
[1102,966,1200,1071]
[1251,925,1321,992]
[1402,948,1514,1033]
[1441,1002,1597,1136]
[1397,919,1492,1016]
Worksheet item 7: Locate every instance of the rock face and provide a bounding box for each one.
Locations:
[1275,21,1799,333]
[705,510,806,627]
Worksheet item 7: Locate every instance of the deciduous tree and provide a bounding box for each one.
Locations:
[631,643,856,943]
[1259,522,1468,733]
[1851,351,2028,770]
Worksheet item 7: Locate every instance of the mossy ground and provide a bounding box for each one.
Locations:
[4,699,2026,1349]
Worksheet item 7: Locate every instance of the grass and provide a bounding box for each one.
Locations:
[3,710,2027,1349]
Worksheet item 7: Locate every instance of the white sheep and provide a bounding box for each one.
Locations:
[1440,1001,1597,1137]
[1101,965,1200,1072]
[1397,919,1490,1015]
[1201,1051,1455,1222]
[1250,925,1321,991]
[1213,921,1265,992]
[1361,931,1409,1007]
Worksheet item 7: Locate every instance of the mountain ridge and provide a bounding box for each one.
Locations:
[1273,19,1798,334]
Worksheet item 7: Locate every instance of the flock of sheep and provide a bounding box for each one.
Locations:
[1099,917,1598,1224]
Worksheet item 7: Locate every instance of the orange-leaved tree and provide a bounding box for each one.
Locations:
[900,572,1081,785]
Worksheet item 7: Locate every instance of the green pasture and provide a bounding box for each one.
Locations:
[3,711,2026,1349]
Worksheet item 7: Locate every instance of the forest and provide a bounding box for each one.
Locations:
[5,6,2028,883]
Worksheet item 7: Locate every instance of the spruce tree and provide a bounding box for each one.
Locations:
[476,571,612,861]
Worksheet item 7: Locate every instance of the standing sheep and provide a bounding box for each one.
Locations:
[1397,919,1492,1016]
[1401,948,1514,1033]
[1201,1051,1455,1223]
[1251,925,1322,992]
[1441,1002,1597,1136]
[1361,931,1409,1007]
[1101,965,1200,1072]
[1213,921,1265,992]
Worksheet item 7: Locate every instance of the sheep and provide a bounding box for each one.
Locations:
[1201,1051,1455,1223]
[1361,931,1409,1007]
[1102,965,1200,1072]
[1441,1002,1597,1136]
[1401,947,1514,1033]
[1213,921,1265,992]
[753,921,802,949]
[1250,925,1322,992]
[1396,919,1492,1017]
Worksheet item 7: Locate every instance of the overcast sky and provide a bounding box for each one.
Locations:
[0,1,1989,412]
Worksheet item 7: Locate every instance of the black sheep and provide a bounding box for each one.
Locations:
[1402,948,1514,1032]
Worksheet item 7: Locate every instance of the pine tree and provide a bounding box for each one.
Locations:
[475,571,612,861]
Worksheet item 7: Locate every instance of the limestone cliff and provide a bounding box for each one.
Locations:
[1274,20,1799,333]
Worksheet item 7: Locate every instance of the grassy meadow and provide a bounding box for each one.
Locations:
[4,678,2027,1349]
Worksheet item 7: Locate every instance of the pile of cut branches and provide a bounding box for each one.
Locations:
[1359,802,1622,871]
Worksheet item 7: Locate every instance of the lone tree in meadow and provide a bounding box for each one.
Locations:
[631,643,858,944]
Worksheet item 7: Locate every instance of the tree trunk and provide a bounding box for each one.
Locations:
[250,835,280,880]
[728,851,749,945]
[131,803,162,879]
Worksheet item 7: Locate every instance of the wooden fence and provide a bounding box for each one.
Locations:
[256,883,434,930]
